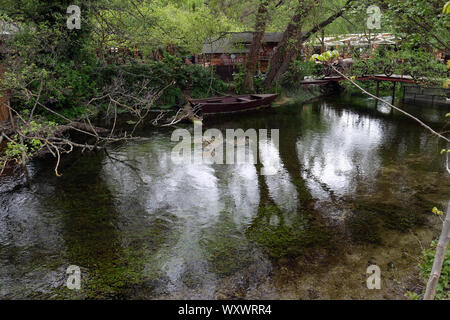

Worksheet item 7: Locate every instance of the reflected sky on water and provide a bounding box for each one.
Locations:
[0,94,448,299]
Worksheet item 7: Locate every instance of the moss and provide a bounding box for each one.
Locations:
[200,211,254,277]
[42,154,174,299]
[347,200,427,245]
[346,211,382,244]
[246,205,331,259]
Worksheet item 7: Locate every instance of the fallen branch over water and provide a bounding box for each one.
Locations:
[1,76,174,180]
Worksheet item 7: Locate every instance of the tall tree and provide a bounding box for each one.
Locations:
[263,0,354,89]
[242,0,271,92]
[263,0,316,89]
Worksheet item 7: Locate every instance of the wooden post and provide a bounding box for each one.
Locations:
[424,202,450,300]
[392,81,396,104]
[375,80,380,107]
[402,83,406,103]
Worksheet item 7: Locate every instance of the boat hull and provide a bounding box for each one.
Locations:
[190,94,278,115]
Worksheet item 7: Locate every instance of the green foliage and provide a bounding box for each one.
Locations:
[419,240,450,300]
[309,50,340,62]
[233,66,265,94]
[94,0,235,54]
[281,60,322,88]
[96,55,227,106]
[232,67,246,95]
[45,61,97,109]
[405,291,420,300]
[1,2,98,122]
[444,2,450,14]
[432,206,444,216]
[0,120,57,168]
[348,46,447,90]
[383,0,449,51]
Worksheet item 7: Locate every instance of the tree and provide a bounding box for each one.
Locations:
[91,0,235,56]
[263,0,354,89]
[242,0,271,92]
[424,203,450,300]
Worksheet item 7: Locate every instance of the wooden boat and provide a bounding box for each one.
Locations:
[189,93,279,115]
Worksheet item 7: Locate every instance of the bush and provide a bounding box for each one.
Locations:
[351,46,447,85]
[232,65,266,94]
[96,55,227,106]
[280,60,322,88]
[419,240,450,300]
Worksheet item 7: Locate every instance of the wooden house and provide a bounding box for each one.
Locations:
[199,32,283,81]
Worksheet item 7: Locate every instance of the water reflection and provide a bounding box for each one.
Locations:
[0,168,66,298]
[259,138,298,219]
[0,94,448,299]
[296,104,383,200]
[101,136,269,297]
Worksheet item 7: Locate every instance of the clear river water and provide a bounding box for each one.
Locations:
[0,93,449,299]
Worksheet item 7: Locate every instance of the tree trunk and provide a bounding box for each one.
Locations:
[263,0,354,89]
[242,0,270,93]
[424,202,450,300]
[0,63,9,123]
[0,91,9,123]
[271,27,303,84]
[320,29,325,53]
[263,1,306,90]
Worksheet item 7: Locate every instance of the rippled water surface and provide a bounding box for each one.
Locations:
[1,94,449,299]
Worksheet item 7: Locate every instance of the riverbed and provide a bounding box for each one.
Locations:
[0,93,448,299]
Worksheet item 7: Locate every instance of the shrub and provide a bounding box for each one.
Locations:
[232,65,266,94]
[419,240,450,300]
[95,55,227,106]
[280,60,322,88]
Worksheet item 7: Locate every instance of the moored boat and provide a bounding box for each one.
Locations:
[189,93,279,114]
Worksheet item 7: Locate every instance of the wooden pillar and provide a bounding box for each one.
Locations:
[392,81,396,104]
[402,83,406,103]
[375,80,380,107]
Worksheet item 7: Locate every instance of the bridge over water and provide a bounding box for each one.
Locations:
[299,74,419,85]
[300,74,449,107]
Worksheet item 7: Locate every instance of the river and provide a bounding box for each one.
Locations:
[0,93,448,299]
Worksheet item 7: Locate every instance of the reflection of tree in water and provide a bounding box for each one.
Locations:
[235,108,334,259]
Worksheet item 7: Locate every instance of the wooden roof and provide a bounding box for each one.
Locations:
[202,32,284,54]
